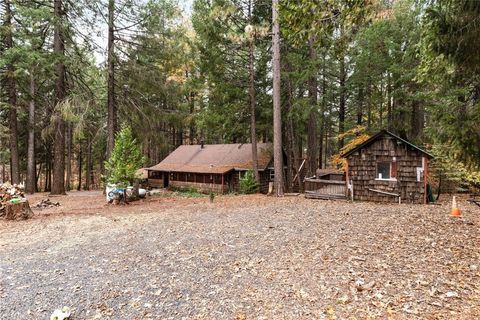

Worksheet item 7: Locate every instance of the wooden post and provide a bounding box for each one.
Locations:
[345,159,349,199]
[351,179,354,202]
[221,174,224,194]
[423,157,428,204]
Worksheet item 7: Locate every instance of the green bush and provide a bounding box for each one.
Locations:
[239,170,259,194]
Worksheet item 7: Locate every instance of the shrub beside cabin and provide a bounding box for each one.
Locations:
[342,130,433,204]
[146,143,277,193]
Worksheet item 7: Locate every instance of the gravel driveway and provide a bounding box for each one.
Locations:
[1,193,479,319]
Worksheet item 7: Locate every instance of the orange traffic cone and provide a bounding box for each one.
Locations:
[451,196,461,217]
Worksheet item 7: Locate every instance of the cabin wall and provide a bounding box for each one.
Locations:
[169,172,225,193]
[147,171,164,188]
[170,180,224,193]
[347,136,426,204]
[148,169,273,194]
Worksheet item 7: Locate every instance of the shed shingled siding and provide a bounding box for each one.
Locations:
[347,136,426,204]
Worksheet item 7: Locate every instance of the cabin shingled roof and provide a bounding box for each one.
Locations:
[341,130,434,159]
[147,143,273,174]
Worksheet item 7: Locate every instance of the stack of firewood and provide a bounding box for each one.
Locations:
[0,183,32,220]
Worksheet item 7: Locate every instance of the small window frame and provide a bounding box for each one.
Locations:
[376,161,397,181]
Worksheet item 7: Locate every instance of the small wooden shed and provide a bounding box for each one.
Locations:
[342,130,433,204]
[146,143,276,193]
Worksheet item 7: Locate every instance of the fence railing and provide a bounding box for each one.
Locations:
[304,178,347,199]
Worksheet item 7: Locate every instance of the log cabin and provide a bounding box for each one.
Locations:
[342,130,433,204]
[146,143,277,193]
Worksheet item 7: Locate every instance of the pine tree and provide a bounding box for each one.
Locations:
[105,124,144,189]
[51,0,66,195]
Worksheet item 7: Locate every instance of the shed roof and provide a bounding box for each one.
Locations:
[316,168,345,176]
[341,130,434,158]
[147,143,273,174]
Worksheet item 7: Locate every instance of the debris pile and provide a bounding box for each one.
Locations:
[0,182,25,203]
[34,198,61,209]
[0,182,32,220]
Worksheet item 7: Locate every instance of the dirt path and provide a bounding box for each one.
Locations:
[1,192,479,319]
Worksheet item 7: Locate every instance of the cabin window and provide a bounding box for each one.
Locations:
[149,171,162,179]
[376,161,397,180]
[269,170,275,182]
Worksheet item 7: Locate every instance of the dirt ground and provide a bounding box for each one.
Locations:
[1,191,479,319]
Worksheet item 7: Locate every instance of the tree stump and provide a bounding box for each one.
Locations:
[3,201,33,220]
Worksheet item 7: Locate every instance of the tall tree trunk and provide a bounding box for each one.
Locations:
[51,0,66,195]
[324,97,332,168]
[26,71,36,194]
[379,78,384,128]
[176,127,183,147]
[247,0,260,183]
[283,58,294,192]
[65,122,72,191]
[106,0,117,158]
[272,0,283,196]
[319,55,328,169]
[366,84,372,129]
[45,145,52,192]
[77,144,82,191]
[3,0,20,184]
[291,119,303,192]
[36,163,42,191]
[189,91,195,144]
[86,136,92,190]
[338,56,346,148]
[284,121,293,192]
[306,35,318,176]
[357,87,364,125]
[411,100,424,140]
[387,72,393,130]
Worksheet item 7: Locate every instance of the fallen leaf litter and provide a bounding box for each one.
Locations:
[0,192,479,319]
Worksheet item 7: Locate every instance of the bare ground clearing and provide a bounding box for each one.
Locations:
[1,192,479,319]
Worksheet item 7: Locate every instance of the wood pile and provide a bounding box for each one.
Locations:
[33,198,61,209]
[0,183,33,220]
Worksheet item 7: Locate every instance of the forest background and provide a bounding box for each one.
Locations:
[0,0,478,194]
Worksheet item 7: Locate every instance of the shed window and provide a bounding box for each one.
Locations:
[376,161,397,180]
[377,162,390,179]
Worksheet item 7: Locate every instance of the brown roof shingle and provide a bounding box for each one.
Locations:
[147,143,273,174]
